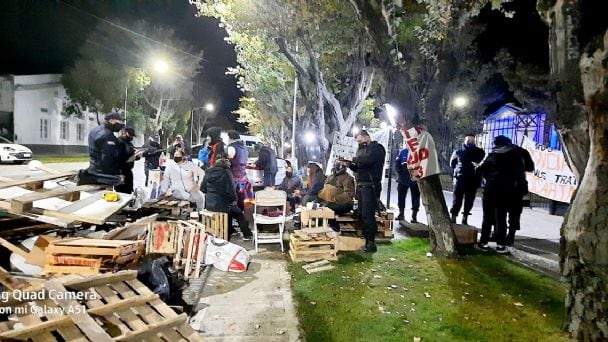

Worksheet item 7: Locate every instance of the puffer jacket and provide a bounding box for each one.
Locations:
[322,169,355,204]
[201,166,237,213]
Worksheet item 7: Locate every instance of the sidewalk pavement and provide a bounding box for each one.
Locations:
[189,240,302,342]
[381,180,561,275]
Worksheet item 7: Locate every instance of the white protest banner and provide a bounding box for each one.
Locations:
[402,126,441,180]
[325,131,358,175]
[522,136,577,203]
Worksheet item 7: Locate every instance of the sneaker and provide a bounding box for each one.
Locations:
[396,214,404,221]
[477,243,490,251]
[496,245,509,254]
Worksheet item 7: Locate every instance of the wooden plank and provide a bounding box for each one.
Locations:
[337,235,365,251]
[0,315,72,340]
[43,264,101,275]
[40,297,88,342]
[0,237,28,258]
[10,185,104,213]
[0,172,76,190]
[114,314,188,341]
[64,270,138,290]
[95,285,149,332]
[45,280,114,341]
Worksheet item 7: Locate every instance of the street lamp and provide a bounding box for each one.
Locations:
[153,59,169,74]
[304,131,316,144]
[190,103,215,146]
[384,103,399,210]
[453,95,468,108]
[385,104,397,127]
[352,126,360,135]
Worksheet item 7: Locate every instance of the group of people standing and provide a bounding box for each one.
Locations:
[450,134,534,253]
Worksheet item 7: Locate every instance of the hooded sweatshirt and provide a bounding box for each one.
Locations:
[201,165,237,213]
[160,160,205,194]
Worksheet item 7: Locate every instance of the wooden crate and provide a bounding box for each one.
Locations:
[143,196,190,216]
[0,271,203,341]
[289,232,337,262]
[337,235,366,251]
[174,221,207,280]
[44,238,145,275]
[200,210,228,240]
[146,221,179,254]
[335,212,394,239]
[453,224,478,245]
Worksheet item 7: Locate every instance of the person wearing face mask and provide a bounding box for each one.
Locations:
[277,161,303,213]
[79,112,125,186]
[343,130,386,253]
[449,134,486,225]
[318,160,356,231]
[115,127,141,194]
[160,150,206,210]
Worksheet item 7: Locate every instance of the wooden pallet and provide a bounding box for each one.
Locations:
[200,210,228,240]
[335,212,394,239]
[143,196,190,216]
[0,271,204,341]
[44,238,145,275]
[146,221,179,254]
[289,232,338,262]
[174,221,207,279]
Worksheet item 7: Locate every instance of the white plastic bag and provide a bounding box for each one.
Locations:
[204,234,250,272]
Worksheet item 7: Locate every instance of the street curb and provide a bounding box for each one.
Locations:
[508,247,560,279]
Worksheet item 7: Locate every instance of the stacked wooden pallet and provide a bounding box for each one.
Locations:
[289,227,338,262]
[44,238,145,275]
[0,271,203,341]
[143,196,190,216]
[200,210,228,240]
[336,211,395,239]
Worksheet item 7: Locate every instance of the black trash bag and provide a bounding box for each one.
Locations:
[137,255,189,312]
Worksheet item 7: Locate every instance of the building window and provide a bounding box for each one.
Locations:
[60,121,69,140]
[77,123,85,141]
[40,108,48,113]
[40,119,48,139]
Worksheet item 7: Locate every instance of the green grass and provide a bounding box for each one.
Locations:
[289,238,570,342]
[36,155,89,163]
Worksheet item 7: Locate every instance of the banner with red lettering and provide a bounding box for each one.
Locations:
[522,136,577,203]
[403,126,441,180]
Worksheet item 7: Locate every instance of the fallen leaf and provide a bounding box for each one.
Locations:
[414,337,421,342]
[424,292,431,298]
[389,257,397,261]
[276,330,285,335]
[391,284,398,288]
[400,295,405,298]
[374,275,382,279]
[514,302,524,307]
[255,324,261,330]
[426,252,433,257]
[310,301,317,306]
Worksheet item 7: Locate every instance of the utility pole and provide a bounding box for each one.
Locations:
[291,43,299,167]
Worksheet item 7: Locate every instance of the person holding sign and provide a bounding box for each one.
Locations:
[343,130,386,253]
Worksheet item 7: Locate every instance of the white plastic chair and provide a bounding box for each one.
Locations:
[253,189,288,252]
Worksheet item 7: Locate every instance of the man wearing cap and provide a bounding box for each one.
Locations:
[142,134,163,186]
[81,112,124,184]
[115,127,140,194]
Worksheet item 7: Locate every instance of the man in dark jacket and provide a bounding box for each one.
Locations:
[278,162,303,212]
[255,143,278,187]
[319,160,356,231]
[477,135,528,253]
[201,158,253,240]
[142,134,163,186]
[506,143,534,245]
[115,127,139,194]
[449,134,485,225]
[346,130,386,253]
[394,148,421,223]
[78,112,124,186]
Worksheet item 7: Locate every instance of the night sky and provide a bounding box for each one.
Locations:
[0,0,242,129]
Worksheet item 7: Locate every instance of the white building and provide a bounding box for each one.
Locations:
[0,74,99,154]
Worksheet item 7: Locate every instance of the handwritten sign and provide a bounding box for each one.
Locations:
[403,126,441,180]
[522,136,576,203]
[326,132,358,175]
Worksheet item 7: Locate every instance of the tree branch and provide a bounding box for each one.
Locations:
[275,37,313,81]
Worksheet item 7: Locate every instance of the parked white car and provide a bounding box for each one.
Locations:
[0,137,33,164]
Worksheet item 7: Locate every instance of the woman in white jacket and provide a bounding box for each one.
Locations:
[160,150,205,210]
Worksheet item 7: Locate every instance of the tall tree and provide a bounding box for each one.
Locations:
[63,19,202,137]
[538,0,608,339]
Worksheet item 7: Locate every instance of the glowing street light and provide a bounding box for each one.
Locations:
[380,121,388,129]
[304,131,316,144]
[385,104,397,127]
[284,142,291,148]
[205,103,215,112]
[454,95,468,108]
[352,126,360,135]
[153,59,169,74]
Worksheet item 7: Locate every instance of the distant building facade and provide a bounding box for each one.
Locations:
[0,74,99,154]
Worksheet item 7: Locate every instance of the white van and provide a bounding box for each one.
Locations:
[220,132,261,148]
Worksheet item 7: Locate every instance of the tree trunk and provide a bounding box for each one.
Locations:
[560,30,608,340]
[417,174,457,257]
[544,1,608,339]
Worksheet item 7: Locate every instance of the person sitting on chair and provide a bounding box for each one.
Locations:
[318,160,356,231]
[277,162,303,213]
[301,162,326,205]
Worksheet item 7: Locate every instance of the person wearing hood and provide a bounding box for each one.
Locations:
[207,127,226,167]
[201,158,253,240]
[254,143,278,187]
[227,130,249,207]
[302,162,326,205]
[318,160,355,231]
[160,150,205,210]
[394,148,421,223]
[278,161,303,212]
[476,135,529,253]
[449,134,485,225]
[87,112,124,176]
[142,134,163,186]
